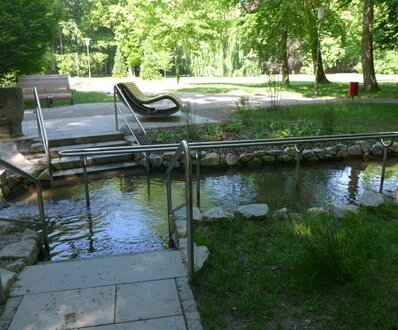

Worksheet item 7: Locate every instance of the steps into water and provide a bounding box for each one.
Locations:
[48,131,142,181]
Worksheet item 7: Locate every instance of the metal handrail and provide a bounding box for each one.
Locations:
[0,158,50,256]
[114,84,147,145]
[59,131,398,207]
[166,140,194,283]
[33,87,52,180]
[59,132,398,156]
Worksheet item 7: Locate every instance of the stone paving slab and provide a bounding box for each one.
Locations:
[82,316,186,330]
[22,111,217,139]
[8,286,115,330]
[116,279,181,322]
[11,250,186,296]
[2,250,202,329]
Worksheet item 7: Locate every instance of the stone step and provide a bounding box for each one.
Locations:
[51,161,141,180]
[51,153,135,170]
[49,140,128,158]
[48,131,124,147]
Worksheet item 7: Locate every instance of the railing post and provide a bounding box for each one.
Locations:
[294,144,303,190]
[81,156,90,207]
[35,182,50,257]
[196,150,201,208]
[183,142,194,283]
[114,87,119,131]
[0,272,3,304]
[379,139,393,193]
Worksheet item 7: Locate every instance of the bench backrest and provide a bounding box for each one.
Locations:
[18,75,71,95]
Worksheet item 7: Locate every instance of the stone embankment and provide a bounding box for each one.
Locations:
[139,141,398,171]
[0,227,42,304]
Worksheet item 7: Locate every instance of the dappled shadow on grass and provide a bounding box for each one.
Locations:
[193,203,398,329]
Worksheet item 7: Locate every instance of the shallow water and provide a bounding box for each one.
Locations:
[1,160,397,260]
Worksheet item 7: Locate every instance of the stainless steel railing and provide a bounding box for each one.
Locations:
[58,131,398,280]
[113,84,147,145]
[59,131,398,204]
[33,87,52,181]
[0,158,50,257]
[166,140,194,282]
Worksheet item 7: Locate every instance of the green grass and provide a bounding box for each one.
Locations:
[170,81,398,98]
[236,103,398,135]
[193,203,398,329]
[24,90,113,109]
[147,102,397,144]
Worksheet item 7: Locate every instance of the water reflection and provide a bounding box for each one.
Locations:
[0,160,397,260]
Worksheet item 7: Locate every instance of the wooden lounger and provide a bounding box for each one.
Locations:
[115,82,181,118]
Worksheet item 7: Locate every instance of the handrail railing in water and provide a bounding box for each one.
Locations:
[59,131,398,203]
[57,132,398,282]
[166,141,194,283]
[33,87,52,181]
[113,84,147,145]
[0,158,50,256]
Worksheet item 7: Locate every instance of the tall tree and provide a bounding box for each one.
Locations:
[0,0,60,83]
[362,0,380,92]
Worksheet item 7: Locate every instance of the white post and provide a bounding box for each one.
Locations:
[83,38,91,79]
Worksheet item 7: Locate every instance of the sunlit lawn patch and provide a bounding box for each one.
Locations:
[193,203,398,329]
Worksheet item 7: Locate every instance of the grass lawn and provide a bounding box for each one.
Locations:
[170,81,398,99]
[193,203,398,329]
[24,90,113,109]
[148,103,398,143]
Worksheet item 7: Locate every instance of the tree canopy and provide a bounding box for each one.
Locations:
[0,0,397,88]
[0,0,60,83]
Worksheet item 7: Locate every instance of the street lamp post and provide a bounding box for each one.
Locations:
[314,5,325,96]
[83,37,91,79]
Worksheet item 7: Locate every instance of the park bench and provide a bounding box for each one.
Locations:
[18,74,74,107]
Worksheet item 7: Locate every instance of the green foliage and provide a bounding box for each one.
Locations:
[193,204,398,328]
[0,0,60,83]
[55,52,108,77]
[374,49,398,74]
[112,46,128,78]
[140,49,162,80]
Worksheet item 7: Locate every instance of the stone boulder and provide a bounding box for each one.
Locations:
[203,207,234,223]
[235,203,269,219]
[201,153,220,167]
[179,238,209,271]
[325,203,359,219]
[0,239,38,265]
[271,207,288,221]
[358,191,385,207]
[226,153,239,166]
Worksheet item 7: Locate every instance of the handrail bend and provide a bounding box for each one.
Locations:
[33,87,52,181]
[166,141,194,283]
[0,158,50,256]
[114,84,147,145]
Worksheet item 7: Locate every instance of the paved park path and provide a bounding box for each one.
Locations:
[1,251,201,330]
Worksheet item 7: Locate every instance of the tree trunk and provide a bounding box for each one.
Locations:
[280,30,290,87]
[174,42,180,83]
[362,0,380,92]
[312,37,330,84]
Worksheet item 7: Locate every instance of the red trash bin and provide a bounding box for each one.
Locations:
[349,82,359,99]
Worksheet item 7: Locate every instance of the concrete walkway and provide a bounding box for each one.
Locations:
[1,250,201,330]
[21,102,217,139]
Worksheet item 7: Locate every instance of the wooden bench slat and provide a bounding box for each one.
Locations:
[18,74,74,106]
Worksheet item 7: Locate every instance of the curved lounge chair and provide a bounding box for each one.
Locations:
[115,82,182,118]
